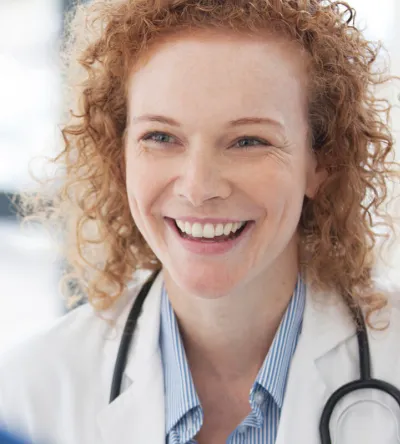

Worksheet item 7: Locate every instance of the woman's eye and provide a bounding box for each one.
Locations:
[141,132,175,144]
[234,137,270,149]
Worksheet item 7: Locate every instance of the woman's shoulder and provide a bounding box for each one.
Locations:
[0,303,106,377]
[367,285,400,367]
[0,276,147,440]
[0,276,146,375]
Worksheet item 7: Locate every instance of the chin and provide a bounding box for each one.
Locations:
[170,264,242,299]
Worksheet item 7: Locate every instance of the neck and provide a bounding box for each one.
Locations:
[163,253,299,383]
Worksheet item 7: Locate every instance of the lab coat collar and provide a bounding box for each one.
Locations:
[97,272,357,444]
[97,270,165,444]
[275,283,357,444]
[302,283,355,360]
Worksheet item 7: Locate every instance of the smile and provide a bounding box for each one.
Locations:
[165,217,254,255]
[175,219,248,241]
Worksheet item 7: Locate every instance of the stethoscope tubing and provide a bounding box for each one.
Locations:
[109,269,400,443]
[319,304,400,443]
[109,269,161,403]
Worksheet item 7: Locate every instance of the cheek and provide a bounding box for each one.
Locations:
[125,152,166,223]
[246,166,305,212]
[125,153,151,226]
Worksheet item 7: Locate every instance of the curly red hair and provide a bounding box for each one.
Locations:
[19,0,399,326]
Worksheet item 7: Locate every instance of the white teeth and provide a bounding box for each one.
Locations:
[176,220,185,232]
[203,223,215,238]
[191,223,202,238]
[175,220,246,239]
[215,224,224,236]
[223,223,233,236]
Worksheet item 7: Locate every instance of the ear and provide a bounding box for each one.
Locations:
[305,153,328,199]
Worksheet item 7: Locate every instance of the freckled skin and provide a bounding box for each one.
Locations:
[125,30,324,300]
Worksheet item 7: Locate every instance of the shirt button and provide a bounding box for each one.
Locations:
[254,391,265,406]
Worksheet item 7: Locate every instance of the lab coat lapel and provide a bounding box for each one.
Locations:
[96,272,359,444]
[97,271,166,444]
[275,284,356,444]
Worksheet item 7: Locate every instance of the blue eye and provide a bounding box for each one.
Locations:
[234,137,269,148]
[141,132,175,144]
[140,133,270,149]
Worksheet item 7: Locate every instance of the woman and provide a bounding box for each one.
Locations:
[0,0,399,443]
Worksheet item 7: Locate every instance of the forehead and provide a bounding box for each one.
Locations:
[127,30,310,127]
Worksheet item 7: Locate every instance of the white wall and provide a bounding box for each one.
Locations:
[0,0,62,192]
[0,0,63,354]
[371,1,400,288]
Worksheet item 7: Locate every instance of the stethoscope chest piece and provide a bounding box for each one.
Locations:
[319,306,400,443]
[108,272,400,443]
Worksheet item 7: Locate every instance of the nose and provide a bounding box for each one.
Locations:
[174,147,231,207]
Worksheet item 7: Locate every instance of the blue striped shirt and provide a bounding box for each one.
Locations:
[159,276,306,444]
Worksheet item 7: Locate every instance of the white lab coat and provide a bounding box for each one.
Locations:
[0,271,399,444]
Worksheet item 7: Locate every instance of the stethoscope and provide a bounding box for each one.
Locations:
[109,269,400,443]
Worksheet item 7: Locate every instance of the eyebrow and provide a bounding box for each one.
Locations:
[130,114,285,131]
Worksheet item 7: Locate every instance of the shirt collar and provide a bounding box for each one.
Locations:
[159,286,201,434]
[253,274,306,408]
[159,274,306,433]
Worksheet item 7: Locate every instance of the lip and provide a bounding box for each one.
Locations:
[165,217,254,255]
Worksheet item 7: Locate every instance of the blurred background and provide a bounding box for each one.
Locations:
[0,0,399,354]
[0,0,89,353]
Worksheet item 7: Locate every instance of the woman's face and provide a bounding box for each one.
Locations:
[125,31,323,298]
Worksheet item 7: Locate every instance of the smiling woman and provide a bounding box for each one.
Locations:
[0,1,400,444]
[124,31,319,298]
